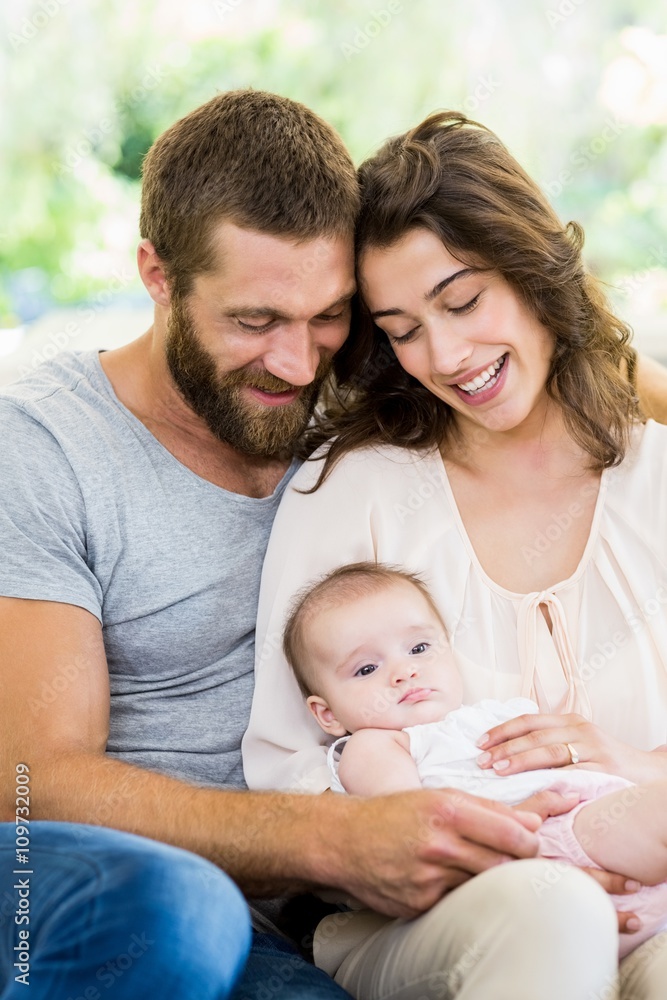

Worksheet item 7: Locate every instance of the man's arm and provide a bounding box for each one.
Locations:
[0,596,542,919]
[636,354,667,424]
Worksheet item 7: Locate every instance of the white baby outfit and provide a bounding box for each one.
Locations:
[242,419,667,991]
[327,697,602,798]
[244,421,667,794]
[327,697,667,960]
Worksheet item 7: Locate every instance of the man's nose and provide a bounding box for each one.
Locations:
[265,324,321,386]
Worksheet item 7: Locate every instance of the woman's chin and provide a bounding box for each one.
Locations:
[455,402,518,437]
[454,395,548,440]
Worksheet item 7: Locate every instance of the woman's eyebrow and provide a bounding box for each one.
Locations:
[371,268,476,319]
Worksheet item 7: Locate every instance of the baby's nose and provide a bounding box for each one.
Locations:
[391,663,417,684]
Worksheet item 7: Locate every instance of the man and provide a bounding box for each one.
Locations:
[1,90,666,999]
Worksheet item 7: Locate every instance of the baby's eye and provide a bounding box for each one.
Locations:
[355,663,378,677]
[410,642,429,655]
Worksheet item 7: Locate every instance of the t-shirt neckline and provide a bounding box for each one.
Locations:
[89,349,299,502]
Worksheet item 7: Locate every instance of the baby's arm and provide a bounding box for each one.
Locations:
[573,778,667,885]
[338,729,422,797]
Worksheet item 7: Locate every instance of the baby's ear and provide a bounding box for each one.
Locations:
[306,696,347,737]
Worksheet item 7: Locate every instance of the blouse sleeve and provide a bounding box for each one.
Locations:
[242,448,379,792]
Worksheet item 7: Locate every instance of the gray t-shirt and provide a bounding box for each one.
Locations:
[0,349,298,789]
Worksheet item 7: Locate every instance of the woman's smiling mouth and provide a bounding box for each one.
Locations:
[451,354,509,405]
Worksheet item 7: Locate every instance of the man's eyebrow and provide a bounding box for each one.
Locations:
[225,287,357,322]
[228,307,290,320]
[370,268,477,319]
[317,288,357,314]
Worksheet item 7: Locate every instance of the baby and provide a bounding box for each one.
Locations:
[282,561,667,962]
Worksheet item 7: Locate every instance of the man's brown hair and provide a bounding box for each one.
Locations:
[140,89,359,298]
[283,561,446,698]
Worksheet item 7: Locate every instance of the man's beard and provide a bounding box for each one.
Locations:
[165,296,332,458]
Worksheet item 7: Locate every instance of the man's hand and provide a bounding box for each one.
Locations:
[514,786,581,823]
[324,789,542,919]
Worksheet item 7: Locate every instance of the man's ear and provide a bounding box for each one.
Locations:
[306,696,347,737]
[137,239,171,307]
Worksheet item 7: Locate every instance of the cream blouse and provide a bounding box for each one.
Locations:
[242,420,667,792]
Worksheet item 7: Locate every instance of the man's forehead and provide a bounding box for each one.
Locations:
[201,220,355,313]
[208,220,354,278]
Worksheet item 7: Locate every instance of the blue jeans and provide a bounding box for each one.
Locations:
[231,934,352,1000]
[0,822,350,999]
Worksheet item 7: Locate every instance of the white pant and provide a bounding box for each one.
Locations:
[314,859,666,1000]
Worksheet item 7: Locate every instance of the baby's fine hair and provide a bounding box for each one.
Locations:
[283,561,445,698]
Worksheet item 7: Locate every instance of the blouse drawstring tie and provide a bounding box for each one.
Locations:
[517,590,593,718]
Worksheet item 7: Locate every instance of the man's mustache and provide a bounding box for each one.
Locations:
[224,369,300,393]
[220,360,332,394]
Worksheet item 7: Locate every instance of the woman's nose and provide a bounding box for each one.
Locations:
[426,326,473,378]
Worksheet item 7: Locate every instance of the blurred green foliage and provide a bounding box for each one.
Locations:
[1,0,666,326]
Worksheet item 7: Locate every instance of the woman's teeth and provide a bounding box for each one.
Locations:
[457,356,506,395]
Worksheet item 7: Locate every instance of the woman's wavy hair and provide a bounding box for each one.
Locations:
[301,111,639,489]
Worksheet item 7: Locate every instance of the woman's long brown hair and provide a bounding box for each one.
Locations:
[299,111,639,491]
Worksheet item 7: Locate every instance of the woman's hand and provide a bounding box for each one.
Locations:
[476,712,667,785]
[582,868,643,936]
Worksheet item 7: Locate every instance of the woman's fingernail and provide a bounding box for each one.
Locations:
[477,734,489,748]
[493,759,510,771]
[625,880,641,892]
[477,752,491,765]
[626,917,641,932]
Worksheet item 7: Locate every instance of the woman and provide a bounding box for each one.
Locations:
[244,112,667,998]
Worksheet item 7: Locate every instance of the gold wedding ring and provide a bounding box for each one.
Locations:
[566,742,580,765]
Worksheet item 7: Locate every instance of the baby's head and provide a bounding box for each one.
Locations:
[283,562,463,737]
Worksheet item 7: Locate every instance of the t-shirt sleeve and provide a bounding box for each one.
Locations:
[242,449,377,792]
[0,401,103,619]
